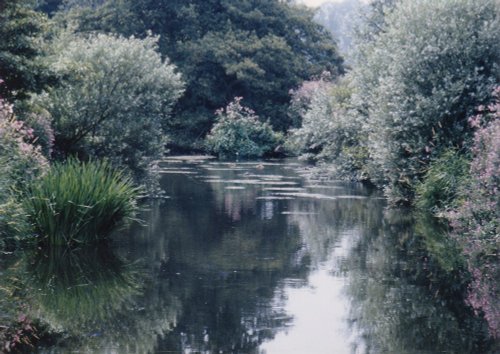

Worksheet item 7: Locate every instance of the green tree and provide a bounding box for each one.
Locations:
[33,32,184,184]
[350,0,500,204]
[0,0,53,101]
[55,0,344,149]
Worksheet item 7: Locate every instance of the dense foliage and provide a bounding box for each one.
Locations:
[291,0,499,204]
[0,0,52,101]
[33,32,184,184]
[287,76,369,180]
[415,149,470,214]
[352,0,499,203]
[24,158,140,246]
[0,98,48,247]
[51,0,344,149]
[449,88,500,338]
[205,97,281,158]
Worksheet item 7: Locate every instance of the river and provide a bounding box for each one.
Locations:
[1,157,494,353]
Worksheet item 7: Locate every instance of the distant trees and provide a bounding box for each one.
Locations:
[33,33,184,183]
[51,0,344,149]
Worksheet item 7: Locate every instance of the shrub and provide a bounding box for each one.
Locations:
[287,78,369,180]
[415,149,470,214]
[33,32,184,188]
[350,0,500,204]
[205,97,282,158]
[15,102,55,158]
[24,158,141,246]
[0,98,48,246]
[449,87,500,338]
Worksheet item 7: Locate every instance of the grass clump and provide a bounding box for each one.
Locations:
[24,158,141,245]
[415,149,469,214]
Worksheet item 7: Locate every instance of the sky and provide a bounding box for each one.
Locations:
[299,0,345,7]
[299,0,369,8]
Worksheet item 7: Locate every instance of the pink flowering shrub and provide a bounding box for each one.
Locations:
[288,72,333,124]
[19,108,54,158]
[0,99,48,185]
[0,98,48,243]
[450,87,500,338]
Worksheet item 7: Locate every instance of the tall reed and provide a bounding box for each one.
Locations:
[24,158,141,245]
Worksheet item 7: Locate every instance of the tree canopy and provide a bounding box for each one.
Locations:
[0,0,53,101]
[350,0,500,202]
[53,0,344,149]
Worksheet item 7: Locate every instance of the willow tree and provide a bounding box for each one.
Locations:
[34,32,184,184]
[351,0,500,203]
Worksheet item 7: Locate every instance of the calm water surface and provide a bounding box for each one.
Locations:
[6,157,494,353]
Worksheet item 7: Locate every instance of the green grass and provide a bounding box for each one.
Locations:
[24,158,141,245]
[415,149,470,214]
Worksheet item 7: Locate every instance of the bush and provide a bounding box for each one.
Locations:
[287,78,369,180]
[415,149,470,214]
[205,97,282,158]
[33,32,184,188]
[0,98,48,246]
[449,87,500,338]
[350,0,500,204]
[24,158,141,246]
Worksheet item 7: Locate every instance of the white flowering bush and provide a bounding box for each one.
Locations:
[287,78,369,180]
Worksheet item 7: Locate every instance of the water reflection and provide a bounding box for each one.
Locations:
[344,211,492,353]
[118,163,310,352]
[3,158,495,353]
[26,244,180,353]
[27,245,142,332]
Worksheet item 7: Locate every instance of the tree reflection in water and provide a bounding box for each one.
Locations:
[4,158,495,353]
[117,163,310,352]
[345,210,493,353]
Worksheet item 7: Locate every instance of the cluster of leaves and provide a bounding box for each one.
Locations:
[415,149,470,214]
[24,158,141,246]
[0,0,53,101]
[205,97,282,158]
[448,87,500,338]
[0,313,36,353]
